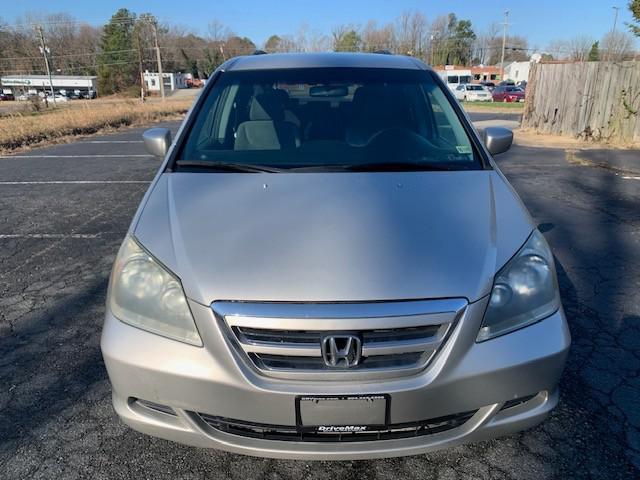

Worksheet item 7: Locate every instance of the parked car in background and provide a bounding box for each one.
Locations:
[480,81,496,92]
[516,80,528,91]
[453,83,492,102]
[43,94,69,103]
[492,85,526,103]
[186,77,205,88]
[498,80,515,86]
[17,92,38,101]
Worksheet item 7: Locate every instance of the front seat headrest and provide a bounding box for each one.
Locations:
[249,93,285,122]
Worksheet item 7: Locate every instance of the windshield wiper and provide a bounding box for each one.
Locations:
[175,160,283,173]
[339,161,460,172]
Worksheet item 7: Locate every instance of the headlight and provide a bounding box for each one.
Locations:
[477,230,560,342]
[108,235,202,346]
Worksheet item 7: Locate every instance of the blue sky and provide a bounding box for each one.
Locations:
[3,0,638,50]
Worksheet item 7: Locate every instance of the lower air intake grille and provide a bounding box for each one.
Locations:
[198,411,477,442]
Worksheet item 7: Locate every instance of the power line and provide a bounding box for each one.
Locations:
[0,49,139,63]
[2,16,169,29]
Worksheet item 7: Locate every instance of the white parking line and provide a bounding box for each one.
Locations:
[0,180,150,185]
[0,233,101,239]
[621,176,640,180]
[0,154,153,159]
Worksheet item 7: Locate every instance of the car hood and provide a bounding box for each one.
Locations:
[134,171,533,305]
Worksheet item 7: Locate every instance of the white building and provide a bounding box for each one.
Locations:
[143,71,187,92]
[503,55,542,84]
[0,75,97,96]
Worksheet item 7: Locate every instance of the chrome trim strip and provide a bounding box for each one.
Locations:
[225,312,456,331]
[213,299,467,321]
[250,352,436,381]
[241,342,321,357]
[362,338,439,357]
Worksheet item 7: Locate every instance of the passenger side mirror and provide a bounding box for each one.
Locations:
[143,128,172,158]
[483,127,513,155]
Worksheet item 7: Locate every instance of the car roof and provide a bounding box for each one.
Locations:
[225,52,427,72]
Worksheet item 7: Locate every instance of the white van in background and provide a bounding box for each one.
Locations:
[436,68,473,92]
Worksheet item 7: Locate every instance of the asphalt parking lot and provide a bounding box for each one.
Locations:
[1,114,639,479]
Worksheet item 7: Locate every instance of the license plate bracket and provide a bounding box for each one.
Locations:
[296,395,390,431]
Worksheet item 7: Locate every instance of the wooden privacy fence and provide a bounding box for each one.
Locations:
[522,61,640,144]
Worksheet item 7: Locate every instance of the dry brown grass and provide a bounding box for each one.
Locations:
[0,97,194,153]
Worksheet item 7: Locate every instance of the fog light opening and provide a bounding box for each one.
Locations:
[132,398,177,416]
[499,393,539,412]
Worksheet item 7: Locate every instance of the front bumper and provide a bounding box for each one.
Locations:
[101,298,570,460]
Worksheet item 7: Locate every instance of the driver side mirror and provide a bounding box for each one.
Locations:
[143,128,172,158]
[483,127,513,155]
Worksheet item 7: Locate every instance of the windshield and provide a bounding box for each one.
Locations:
[178,67,481,171]
[467,85,484,91]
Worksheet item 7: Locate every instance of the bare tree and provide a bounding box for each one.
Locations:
[427,15,448,64]
[545,39,570,60]
[566,35,595,61]
[294,23,309,52]
[473,22,499,65]
[207,20,231,42]
[601,30,636,61]
[396,11,427,57]
[361,20,395,52]
[306,29,331,52]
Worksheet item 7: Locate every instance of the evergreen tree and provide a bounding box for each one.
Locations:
[98,8,137,94]
[629,0,640,37]
[264,35,282,52]
[588,41,600,61]
[449,18,476,65]
[334,30,361,52]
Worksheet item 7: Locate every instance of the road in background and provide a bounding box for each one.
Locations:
[0,115,638,479]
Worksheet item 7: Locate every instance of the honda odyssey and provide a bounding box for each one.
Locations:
[101,52,570,460]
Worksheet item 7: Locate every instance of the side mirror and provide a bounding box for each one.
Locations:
[483,126,513,155]
[143,128,172,158]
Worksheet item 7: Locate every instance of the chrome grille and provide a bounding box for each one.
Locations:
[213,299,466,380]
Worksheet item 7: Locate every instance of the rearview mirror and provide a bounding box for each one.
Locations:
[309,85,348,97]
[143,128,172,158]
[483,127,513,155]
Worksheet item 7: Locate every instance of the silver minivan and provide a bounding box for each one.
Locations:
[101,52,570,460]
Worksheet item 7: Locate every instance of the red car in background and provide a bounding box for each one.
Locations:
[492,85,525,102]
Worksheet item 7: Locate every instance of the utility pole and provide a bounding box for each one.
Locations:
[608,6,620,61]
[136,28,146,103]
[430,34,435,65]
[612,6,620,34]
[36,25,56,106]
[150,18,165,101]
[499,10,510,82]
